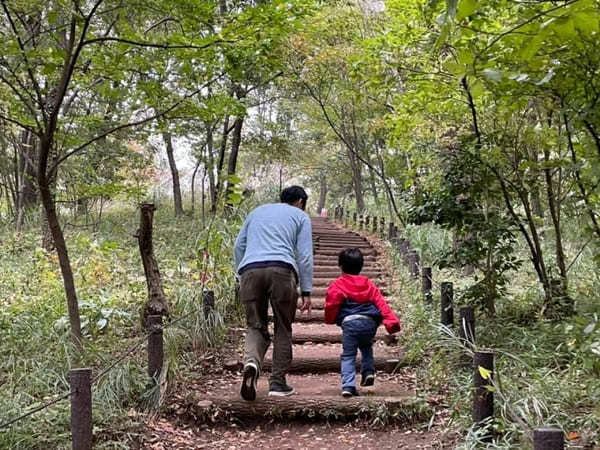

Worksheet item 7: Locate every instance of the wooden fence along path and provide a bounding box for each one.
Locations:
[192,215,420,422]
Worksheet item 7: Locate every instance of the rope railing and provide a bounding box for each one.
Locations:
[0,289,217,431]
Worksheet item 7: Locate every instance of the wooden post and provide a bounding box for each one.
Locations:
[473,351,494,435]
[147,315,163,379]
[534,428,564,450]
[345,210,349,226]
[71,368,92,450]
[138,203,169,319]
[398,238,409,257]
[352,212,357,227]
[365,216,370,228]
[380,217,385,235]
[203,289,215,318]
[372,216,378,233]
[388,222,395,240]
[422,267,432,304]
[359,215,364,231]
[441,282,454,326]
[408,251,419,278]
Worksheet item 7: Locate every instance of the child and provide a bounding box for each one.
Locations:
[324,248,401,397]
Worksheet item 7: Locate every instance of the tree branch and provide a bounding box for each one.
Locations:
[49,74,224,173]
[82,36,236,50]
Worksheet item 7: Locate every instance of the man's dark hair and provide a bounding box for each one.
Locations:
[338,248,364,275]
[280,185,308,210]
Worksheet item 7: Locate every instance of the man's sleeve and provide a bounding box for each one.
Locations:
[233,216,250,271]
[296,214,313,295]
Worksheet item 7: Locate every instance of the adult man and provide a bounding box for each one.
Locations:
[234,186,313,400]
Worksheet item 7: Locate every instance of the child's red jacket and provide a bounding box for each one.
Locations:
[324,274,401,334]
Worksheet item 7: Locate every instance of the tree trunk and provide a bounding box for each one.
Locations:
[317,173,327,214]
[213,115,230,212]
[527,148,544,219]
[38,138,82,349]
[205,122,216,211]
[543,146,571,316]
[190,160,201,213]
[347,147,364,212]
[137,203,169,321]
[368,164,379,205]
[16,130,38,232]
[225,117,244,206]
[163,132,183,217]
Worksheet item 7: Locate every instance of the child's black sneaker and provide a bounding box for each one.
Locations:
[341,386,359,397]
[240,361,259,401]
[268,382,295,397]
[360,372,375,387]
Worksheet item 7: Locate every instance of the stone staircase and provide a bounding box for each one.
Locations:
[192,216,424,423]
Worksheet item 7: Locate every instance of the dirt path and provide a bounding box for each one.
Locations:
[139,217,457,449]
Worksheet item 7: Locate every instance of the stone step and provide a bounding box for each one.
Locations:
[312,270,383,278]
[290,323,387,344]
[190,373,423,423]
[312,276,385,287]
[263,342,403,373]
[314,249,377,257]
[269,309,325,322]
[314,245,373,251]
[314,256,378,264]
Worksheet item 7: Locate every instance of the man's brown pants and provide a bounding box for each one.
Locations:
[239,267,298,386]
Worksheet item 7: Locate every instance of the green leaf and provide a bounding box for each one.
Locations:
[553,17,576,39]
[444,61,466,76]
[573,12,600,35]
[519,34,543,60]
[458,49,474,65]
[457,0,478,21]
[478,365,492,380]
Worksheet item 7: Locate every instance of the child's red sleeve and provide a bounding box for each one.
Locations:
[324,282,344,324]
[370,281,402,334]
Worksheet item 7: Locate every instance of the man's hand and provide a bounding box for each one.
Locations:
[300,295,312,317]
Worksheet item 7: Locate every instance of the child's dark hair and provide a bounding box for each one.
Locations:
[338,248,364,275]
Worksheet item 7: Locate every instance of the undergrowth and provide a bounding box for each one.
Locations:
[0,198,249,449]
[385,222,600,449]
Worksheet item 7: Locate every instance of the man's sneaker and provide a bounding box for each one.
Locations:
[360,373,375,387]
[240,362,259,401]
[268,382,295,397]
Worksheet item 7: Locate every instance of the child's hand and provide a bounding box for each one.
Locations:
[386,321,401,334]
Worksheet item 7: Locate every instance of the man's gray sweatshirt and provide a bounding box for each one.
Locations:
[234,203,313,294]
